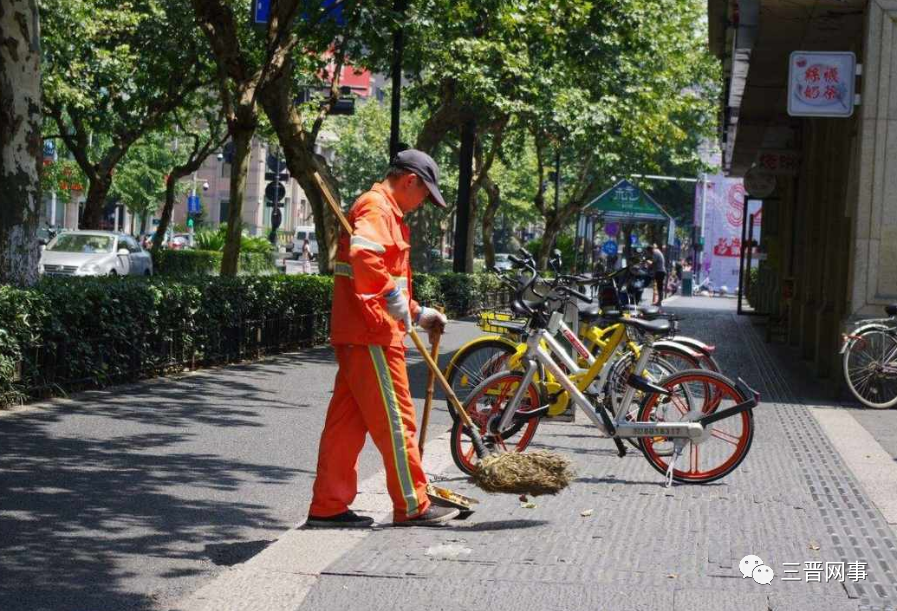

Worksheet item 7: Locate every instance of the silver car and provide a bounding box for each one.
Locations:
[40,231,153,277]
[493,253,514,272]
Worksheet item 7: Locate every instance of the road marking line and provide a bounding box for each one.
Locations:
[809,406,897,529]
[172,429,457,611]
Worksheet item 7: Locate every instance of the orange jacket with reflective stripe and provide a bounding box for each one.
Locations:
[330,183,421,347]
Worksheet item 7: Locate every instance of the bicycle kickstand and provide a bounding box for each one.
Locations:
[665,441,687,488]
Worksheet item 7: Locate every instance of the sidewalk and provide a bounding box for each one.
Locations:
[4,298,897,610]
[178,297,897,611]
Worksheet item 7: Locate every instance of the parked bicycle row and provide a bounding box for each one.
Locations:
[442,248,762,486]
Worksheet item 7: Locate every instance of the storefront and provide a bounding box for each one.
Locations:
[709,0,897,378]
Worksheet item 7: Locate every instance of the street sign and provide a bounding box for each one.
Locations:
[602,240,618,256]
[604,222,619,237]
[187,194,201,214]
[583,179,671,222]
[787,51,856,118]
[252,0,270,25]
[264,181,286,205]
[630,234,638,245]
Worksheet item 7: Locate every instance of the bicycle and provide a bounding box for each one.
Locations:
[449,258,761,485]
[444,252,720,420]
[841,304,897,408]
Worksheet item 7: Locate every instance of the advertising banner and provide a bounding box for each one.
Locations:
[694,176,761,292]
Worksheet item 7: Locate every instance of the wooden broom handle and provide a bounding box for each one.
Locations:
[418,316,443,458]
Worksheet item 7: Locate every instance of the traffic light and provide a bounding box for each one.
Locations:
[187,218,194,228]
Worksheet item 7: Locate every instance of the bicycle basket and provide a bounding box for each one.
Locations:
[478,310,526,334]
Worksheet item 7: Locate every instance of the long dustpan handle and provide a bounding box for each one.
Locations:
[418,321,442,459]
[312,171,491,460]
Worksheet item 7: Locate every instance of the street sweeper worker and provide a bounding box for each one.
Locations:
[306,149,456,528]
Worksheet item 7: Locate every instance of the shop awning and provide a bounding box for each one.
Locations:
[582,179,673,223]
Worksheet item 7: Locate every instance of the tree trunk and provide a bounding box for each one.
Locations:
[481,173,500,270]
[259,67,339,274]
[220,123,254,276]
[464,192,476,273]
[537,215,564,270]
[0,0,42,286]
[153,176,181,253]
[292,159,340,274]
[78,172,113,229]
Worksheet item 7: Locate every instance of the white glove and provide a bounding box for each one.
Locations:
[383,288,410,323]
[417,307,447,342]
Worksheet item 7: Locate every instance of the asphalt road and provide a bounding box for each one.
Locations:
[0,321,482,611]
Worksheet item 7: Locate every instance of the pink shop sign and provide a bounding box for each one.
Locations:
[788,51,857,118]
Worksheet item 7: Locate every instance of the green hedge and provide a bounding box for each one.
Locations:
[0,275,334,405]
[153,249,275,276]
[0,271,507,406]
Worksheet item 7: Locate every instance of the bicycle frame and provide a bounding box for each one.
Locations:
[496,315,706,441]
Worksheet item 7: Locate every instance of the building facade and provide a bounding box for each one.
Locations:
[709,0,897,379]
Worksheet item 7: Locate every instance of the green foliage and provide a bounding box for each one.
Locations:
[193,230,226,251]
[154,250,274,276]
[526,234,576,271]
[0,270,511,406]
[191,226,272,255]
[0,274,336,405]
[435,272,508,317]
[111,130,183,229]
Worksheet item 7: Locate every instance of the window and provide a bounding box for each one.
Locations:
[124,237,141,253]
[49,234,114,254]
[219,201,229,223]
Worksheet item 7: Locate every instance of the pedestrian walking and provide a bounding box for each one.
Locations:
[648,244,667,305]
[306,149,458,528]
[301,238,312,274]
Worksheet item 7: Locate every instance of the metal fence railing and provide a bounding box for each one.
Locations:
[14,311,330,400]
[7,289,512,404]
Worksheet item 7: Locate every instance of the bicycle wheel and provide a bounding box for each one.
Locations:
[843,327,897,409]
[609,345,704,417]
[450,371,543,475]
[636,369,754,484]
[445,339,518,419]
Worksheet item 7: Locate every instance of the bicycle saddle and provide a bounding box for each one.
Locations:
[638,305,661,318]
[621,316,672,336]
[887,304,897,317]
[578,304,604,321]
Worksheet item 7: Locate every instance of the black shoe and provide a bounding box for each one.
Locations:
[393,505,460,527]
[305,510,374,529]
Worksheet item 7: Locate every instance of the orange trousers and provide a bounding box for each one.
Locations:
[309,344,430,522]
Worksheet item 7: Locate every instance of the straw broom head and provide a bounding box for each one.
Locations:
[471,450,575,496]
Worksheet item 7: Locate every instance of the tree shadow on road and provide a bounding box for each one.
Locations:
[0,377,311,611]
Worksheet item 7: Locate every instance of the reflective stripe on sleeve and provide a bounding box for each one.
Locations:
[350,235,387,253]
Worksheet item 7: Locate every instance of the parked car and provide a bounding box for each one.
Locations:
[39,231,153,277]
[169,233,191,250]
[291,226,319,260]
[37,226,59,247]
[493,253,513,271]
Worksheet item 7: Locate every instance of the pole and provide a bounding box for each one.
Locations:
[389,0,407,159]
[698,172,708,284]
[453,119,475,273]
[190,171,197,247]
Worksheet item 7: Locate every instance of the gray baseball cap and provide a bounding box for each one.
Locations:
[391,149,447,208]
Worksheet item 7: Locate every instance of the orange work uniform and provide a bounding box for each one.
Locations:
[309,183,430,522]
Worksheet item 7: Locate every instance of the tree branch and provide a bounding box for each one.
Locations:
[310,43,347,143]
